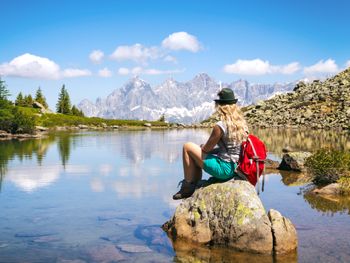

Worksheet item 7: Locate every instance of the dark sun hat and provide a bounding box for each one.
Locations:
[214,88,238,104]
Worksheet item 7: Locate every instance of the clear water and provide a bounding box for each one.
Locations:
[0,129,349,263]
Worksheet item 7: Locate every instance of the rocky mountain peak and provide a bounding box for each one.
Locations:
[78,73,296,124]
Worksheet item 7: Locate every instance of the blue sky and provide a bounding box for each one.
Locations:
[1,0,350,109]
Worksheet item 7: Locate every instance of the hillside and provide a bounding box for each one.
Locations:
[243,68,350,130]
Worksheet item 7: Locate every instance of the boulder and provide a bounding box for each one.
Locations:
[268,209,298,254]
[278,151,312,171]
[33,101,54,114]
[162,180,297,254]
[78,124,89,129]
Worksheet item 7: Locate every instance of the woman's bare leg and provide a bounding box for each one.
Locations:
[183,142,205,183]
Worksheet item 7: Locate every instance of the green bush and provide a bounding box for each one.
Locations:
[338,177,350,195]
[11,107,37,134]
[305,148,350,185]
[0,108,14,132]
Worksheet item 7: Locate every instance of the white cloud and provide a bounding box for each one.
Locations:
[164,55,178,63]
[224,59,270,75]
[62,68,91,78]
[0,53,91,79]
[118,67,130,75]
[117,66,184,76]
[223,59,300,75]
[0,53,61,79]
[89,50,104,63]
[303,59,339,75]
[98,67,112,77]
[162,32,201,52]
[345,60,350,68]
[276,62,300,74]
[110,44,160,64]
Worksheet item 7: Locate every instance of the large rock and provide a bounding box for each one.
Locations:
[268,209,298,254]
[278,151,312,171]
[162,180,297,254]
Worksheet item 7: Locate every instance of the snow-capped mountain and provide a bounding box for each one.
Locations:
[78,73,296,124]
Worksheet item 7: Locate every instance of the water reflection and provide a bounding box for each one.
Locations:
[0,129,350,262]
[171,239,297,263]
[304,191,350,215]
[252,128,350,155]
[0,135,56,190]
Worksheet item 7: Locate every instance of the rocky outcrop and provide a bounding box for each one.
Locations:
[243,67,350,130]
[33,101,54,114]
[278,151,312,172]
[162,180,297,255]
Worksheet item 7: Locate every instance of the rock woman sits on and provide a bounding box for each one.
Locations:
[173,88,249,200]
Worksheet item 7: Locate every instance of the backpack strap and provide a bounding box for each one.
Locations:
[247,137,262,195]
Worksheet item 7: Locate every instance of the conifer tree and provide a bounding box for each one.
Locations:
[24,94,34,107]
[0,77,10,101]
[35,87,48,108]
[71,105,84,117]
[56,85,71,114]
[15,92,25,106]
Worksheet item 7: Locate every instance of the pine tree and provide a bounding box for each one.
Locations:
[56,85,71,114]
[71,105,84,117]
[0,77,10,101]
[15,92,25,106]
[24,95,34,107]
[35,87,48,108]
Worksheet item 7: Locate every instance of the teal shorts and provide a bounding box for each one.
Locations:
[203,154,237,180]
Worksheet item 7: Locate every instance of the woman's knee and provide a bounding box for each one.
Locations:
[183,142,197,152]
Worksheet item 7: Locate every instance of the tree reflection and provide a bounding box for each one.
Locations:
[0,135,56,191]
[57,133,72,168]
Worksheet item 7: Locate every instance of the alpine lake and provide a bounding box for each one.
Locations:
[0,128,350,263]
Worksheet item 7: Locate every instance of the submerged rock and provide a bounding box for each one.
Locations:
[87,244,125,262]
[116,243,152,253]
[162,180,297,255]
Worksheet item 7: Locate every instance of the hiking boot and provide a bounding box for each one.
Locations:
[172,180,196,200]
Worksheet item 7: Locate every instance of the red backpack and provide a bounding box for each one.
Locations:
[237,134,267,193]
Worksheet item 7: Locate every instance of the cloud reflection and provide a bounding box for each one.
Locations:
[6,165,61,192]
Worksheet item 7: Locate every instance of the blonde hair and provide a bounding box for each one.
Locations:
[216,104,248,142]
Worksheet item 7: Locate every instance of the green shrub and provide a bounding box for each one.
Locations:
[0,108,14,132]
[11,107,37,134]
[338,176,350,195]
[305,148,350,185]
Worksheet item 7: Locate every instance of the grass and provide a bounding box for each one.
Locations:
[38,113,168,128]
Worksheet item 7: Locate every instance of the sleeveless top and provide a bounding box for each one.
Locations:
[214,121,244,163]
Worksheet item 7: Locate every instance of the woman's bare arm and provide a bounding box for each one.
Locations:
[201,125,223,153]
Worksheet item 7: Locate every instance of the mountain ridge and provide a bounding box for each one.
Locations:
[78,74,296,124]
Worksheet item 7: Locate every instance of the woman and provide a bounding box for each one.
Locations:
[173,88,248,200]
